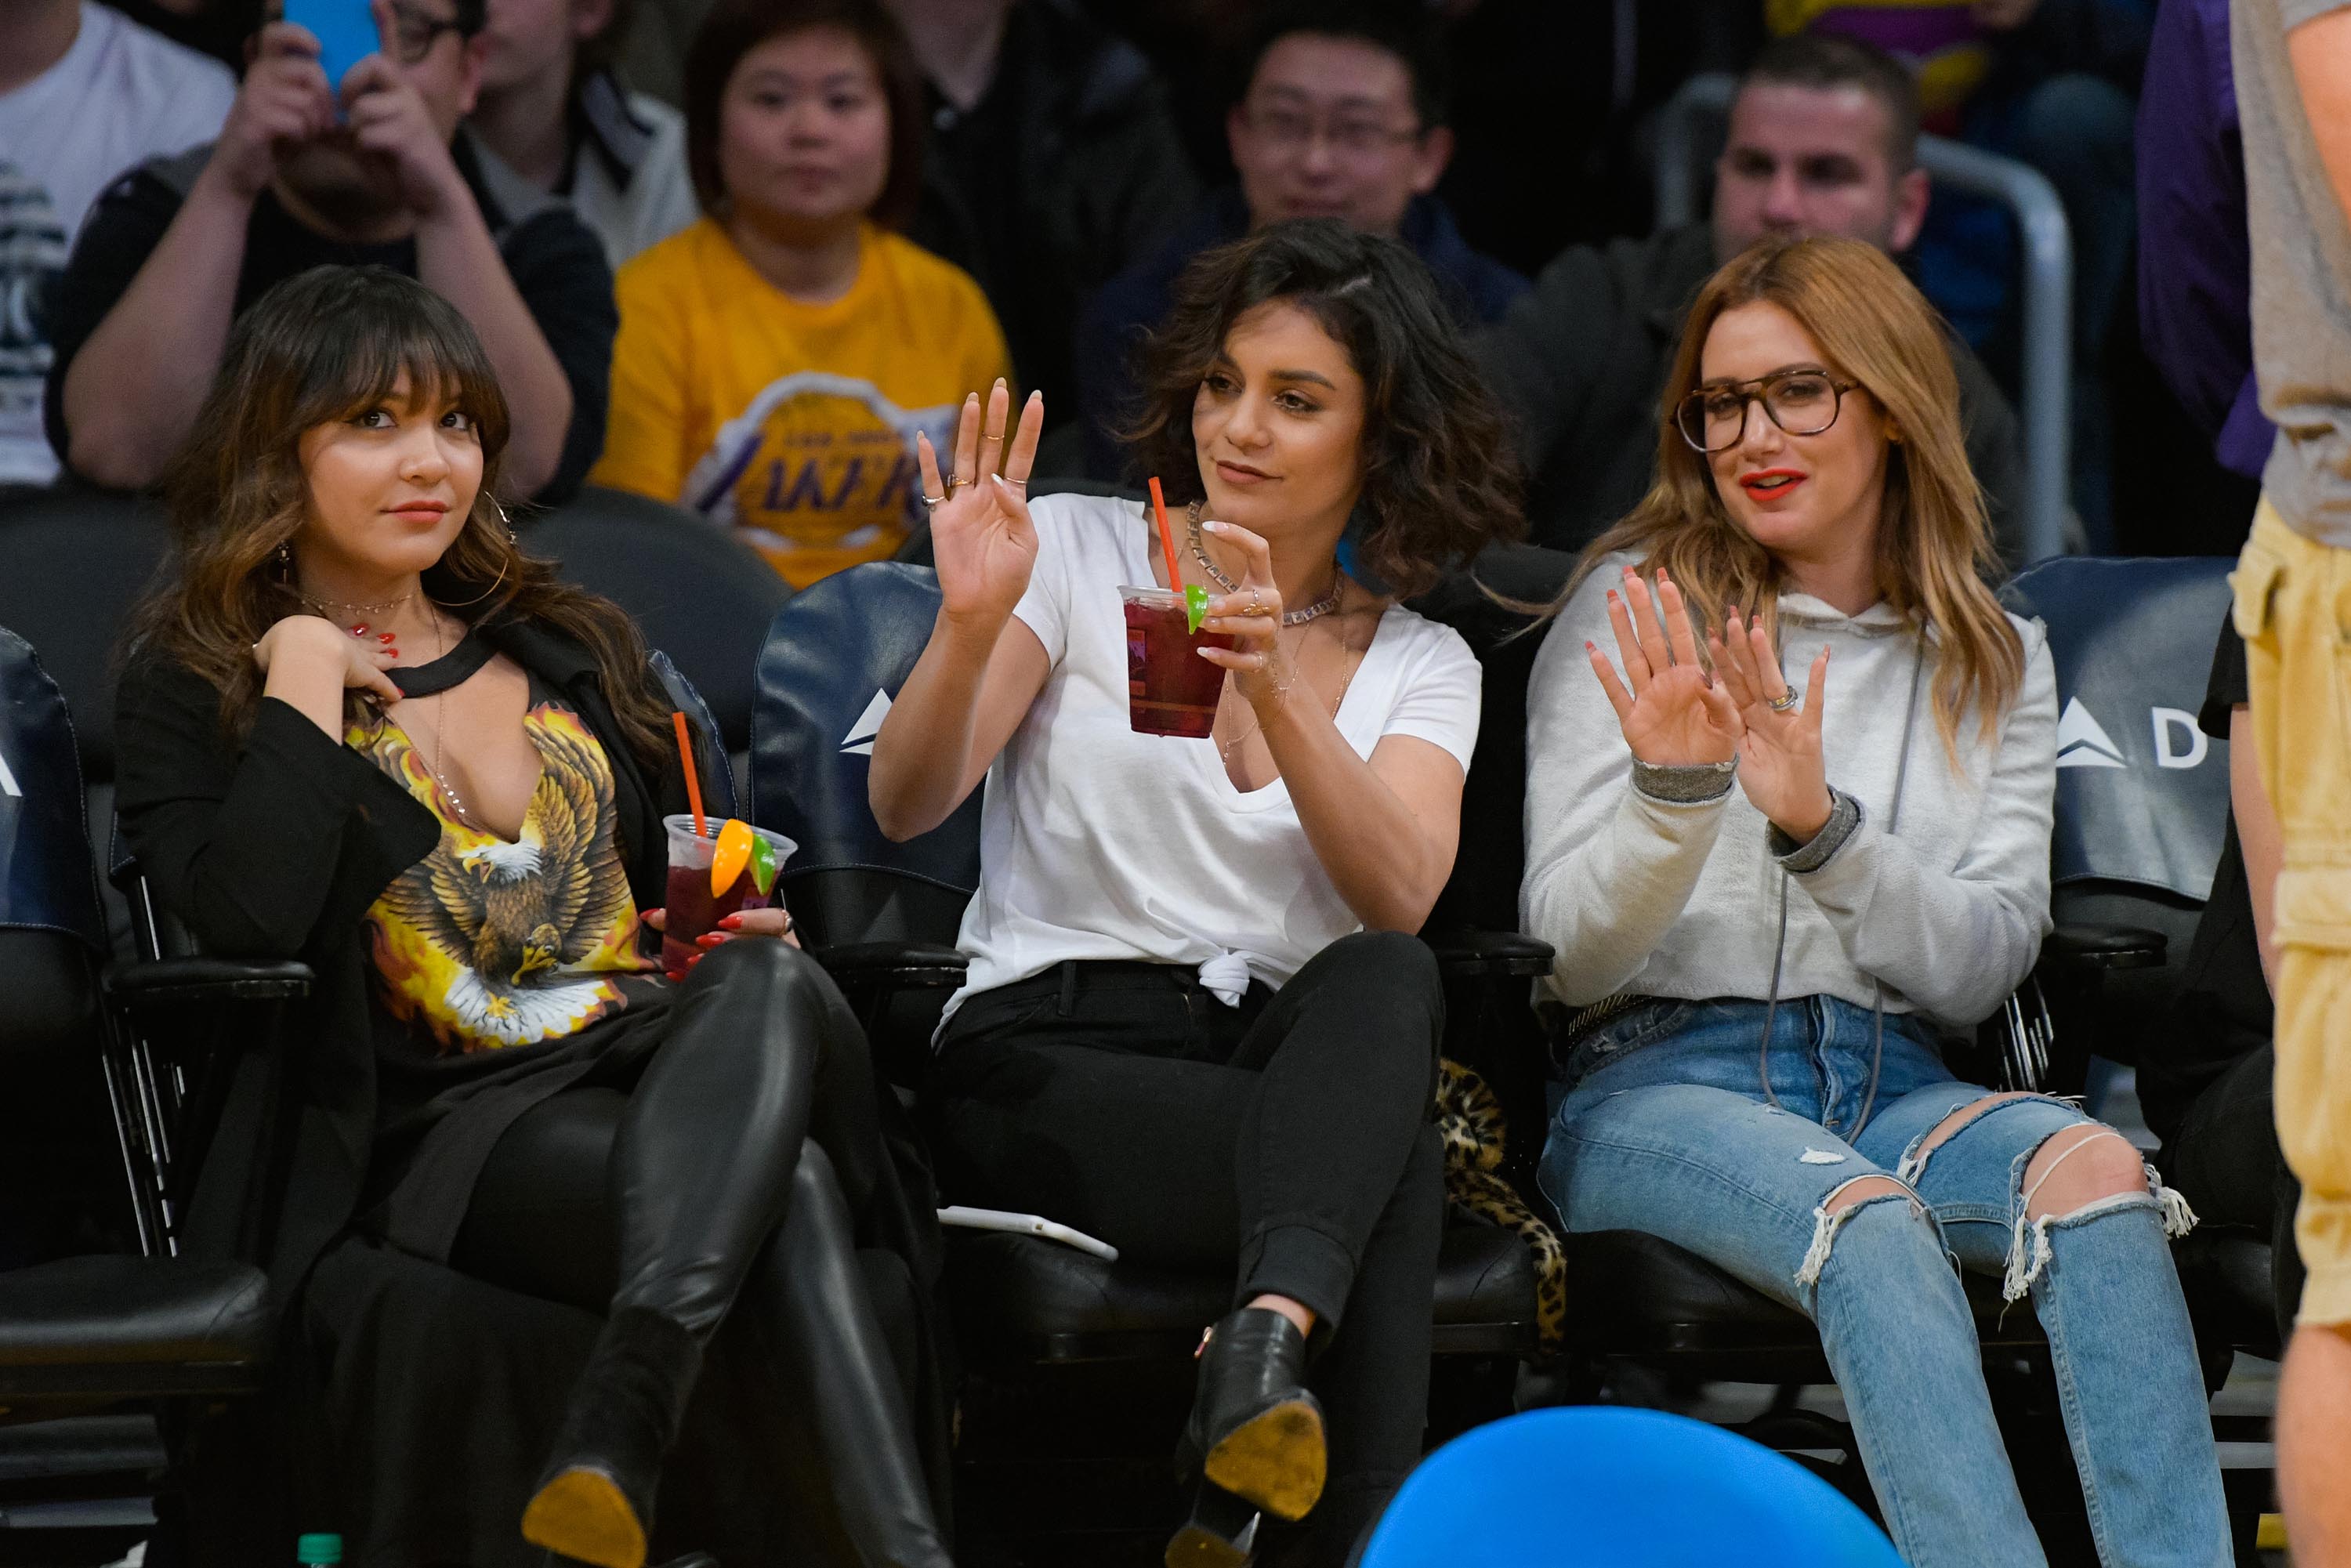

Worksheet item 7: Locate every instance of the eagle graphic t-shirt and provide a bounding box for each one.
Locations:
[350,676,663,1063]
[592,218,1012,588]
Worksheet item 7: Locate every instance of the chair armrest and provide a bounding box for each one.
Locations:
[103,958,315,1006]
[1425,929,1555,980]
[810,942,969,991]
[2044,924,2167,972]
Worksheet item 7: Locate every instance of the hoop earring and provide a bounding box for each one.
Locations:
[429,503,514,607]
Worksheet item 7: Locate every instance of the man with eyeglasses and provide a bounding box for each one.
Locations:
[45,0,614,502]
[1066,0,1526,483]
[1473,31,2030,567]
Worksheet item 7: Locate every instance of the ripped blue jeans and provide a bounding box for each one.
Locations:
[1538,997,2229,1568]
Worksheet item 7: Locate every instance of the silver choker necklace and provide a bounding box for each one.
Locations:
[1186,503,1341,626]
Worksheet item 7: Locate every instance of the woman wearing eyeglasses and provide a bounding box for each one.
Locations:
[1520,237,2230,1566]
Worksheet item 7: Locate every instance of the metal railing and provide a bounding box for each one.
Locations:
[1654,74,2074,564]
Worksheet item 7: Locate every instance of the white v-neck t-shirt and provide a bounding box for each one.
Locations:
[942,492,1480,1025]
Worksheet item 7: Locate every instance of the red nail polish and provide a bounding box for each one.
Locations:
[350,622,368,636]
[378,632,396,643]
[717,914,741,929]
[696,932,725,947]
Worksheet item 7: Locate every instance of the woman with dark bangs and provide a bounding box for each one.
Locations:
[868,218,1522,1568]
[113,265,952,1568]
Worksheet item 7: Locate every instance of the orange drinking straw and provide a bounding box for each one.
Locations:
[1147,476,1183,592]
[672,711,707,838]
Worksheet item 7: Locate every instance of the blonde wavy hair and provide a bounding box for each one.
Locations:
[1558,235,2023,755]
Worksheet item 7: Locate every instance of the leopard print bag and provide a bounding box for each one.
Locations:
[1435,1057,1566,1354]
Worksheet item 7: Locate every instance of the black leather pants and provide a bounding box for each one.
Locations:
[453,940,949,1565]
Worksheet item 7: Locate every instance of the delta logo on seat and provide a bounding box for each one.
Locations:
[2055,697,2209,771]
[841,690,891,756]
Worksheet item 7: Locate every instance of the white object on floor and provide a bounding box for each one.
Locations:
[938,1205,1121,1262]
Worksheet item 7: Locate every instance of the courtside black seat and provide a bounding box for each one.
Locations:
[748,560,1545,1367]
[951,1228,1540,1367]
[0,1256,268,1400]
[0,624,281,1464]
[521,485,792,798]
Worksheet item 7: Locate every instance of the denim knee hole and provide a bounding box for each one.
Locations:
[1793,1175,1929,1293]
[2000,1128,2197,1302]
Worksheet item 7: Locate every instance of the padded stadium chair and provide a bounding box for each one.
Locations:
[0,622,289,1556]
[750,558,1545,1559]
[1357,1408,1902,1568]
[0,483,172,957]
[513,484,793,805]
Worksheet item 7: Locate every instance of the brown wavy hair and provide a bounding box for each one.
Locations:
[1124,218,1523,600]
[125,266,672,765]
[1559,236,2023,755]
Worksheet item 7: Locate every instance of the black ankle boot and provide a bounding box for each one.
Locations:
[522,1307,704,1568]
[1165,1479,1263,1568]
[1174,1308,1325,1524]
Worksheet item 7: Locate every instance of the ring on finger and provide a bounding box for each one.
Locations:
[1001,477,1027,494]
[1247,591,1265,616]
[921,491,947,509]
[945,476,965,494]
[1768,690,1801,712]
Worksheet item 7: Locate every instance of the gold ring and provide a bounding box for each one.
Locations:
[1768,690,1801,712]
[945,476,965,494]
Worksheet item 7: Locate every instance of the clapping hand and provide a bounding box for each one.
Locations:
[916,380,1043,633]
[1587,567,1742,767]
[1708,607,1834,842]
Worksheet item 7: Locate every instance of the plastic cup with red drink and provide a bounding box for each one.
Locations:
[659,814,797,972]
[1120,585,1237,738]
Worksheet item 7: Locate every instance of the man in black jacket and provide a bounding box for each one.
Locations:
[889,0,1197,417]
[1475,33,2031,565]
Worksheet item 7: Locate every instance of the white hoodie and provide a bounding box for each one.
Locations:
[1520,553,2058,1031]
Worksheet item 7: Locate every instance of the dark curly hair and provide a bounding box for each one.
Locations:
[1123,219,1523,600]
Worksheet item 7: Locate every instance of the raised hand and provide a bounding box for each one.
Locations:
[252,614,404,706]
[917,379,1043,632]
[1194,517,1285,701]
[1586,567,1741,767]
[208,21,339,201]
[1708,607,1833,841]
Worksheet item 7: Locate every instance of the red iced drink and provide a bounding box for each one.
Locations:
[1121,585,1236,738]
[660,816,797,972]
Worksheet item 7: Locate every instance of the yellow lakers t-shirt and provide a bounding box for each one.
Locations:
[593,219,1013,588]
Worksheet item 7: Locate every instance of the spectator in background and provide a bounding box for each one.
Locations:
[592,0,1008,589]
[1071,0,1527,482]
[2230,2,2351,1556]
[887,0,1196,418]
[1783,0,2150,550]
[2136,0,2272,497]
[45,0,614,504]
[467,0,699,268]
[1475,34,2028,563]
[0,0,233,484]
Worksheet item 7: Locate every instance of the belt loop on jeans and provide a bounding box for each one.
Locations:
[1056,960,1080,1017]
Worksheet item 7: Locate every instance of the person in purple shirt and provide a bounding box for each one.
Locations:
[2136,0,2276,487]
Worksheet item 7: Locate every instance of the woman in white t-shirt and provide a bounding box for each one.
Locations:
[868,219,1523,1566]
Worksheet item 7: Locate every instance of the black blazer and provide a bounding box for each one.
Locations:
[114,617,715,1298]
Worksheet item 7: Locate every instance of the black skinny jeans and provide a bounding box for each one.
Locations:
[928,929,1447,1558]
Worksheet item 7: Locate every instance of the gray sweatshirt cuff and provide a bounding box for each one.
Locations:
[1771,788,1863,873]
[1631,757,1738,806]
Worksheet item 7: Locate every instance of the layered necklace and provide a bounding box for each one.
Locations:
[1185,503,1341,625]
[309,588,480,830]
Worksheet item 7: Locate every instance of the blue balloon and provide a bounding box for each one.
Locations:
[1357,1408,1904,1567]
